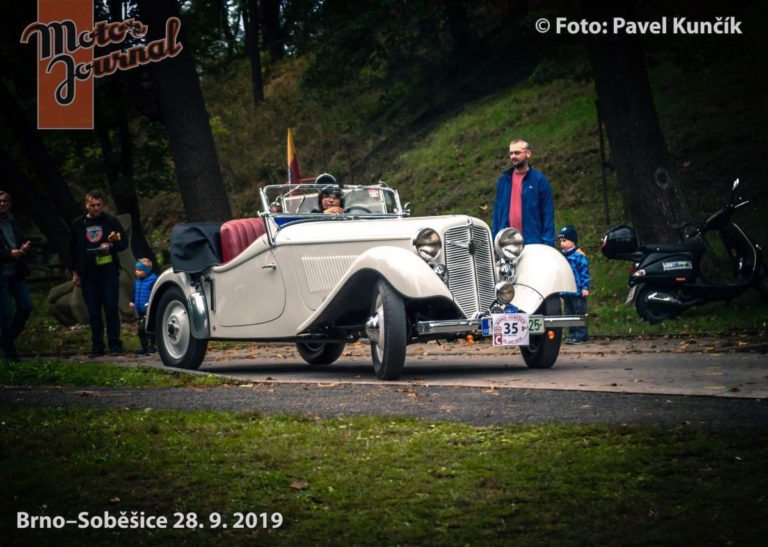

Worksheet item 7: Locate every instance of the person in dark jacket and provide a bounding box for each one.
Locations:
[68,190,128,356]
[491,139,555,246]
[559,224,590,344]
[129,257,158,355]
[311,186,345,214]
[0,191,32,361]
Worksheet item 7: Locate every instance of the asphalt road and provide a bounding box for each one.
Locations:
[198,337,768,399]
[3,336,766,429]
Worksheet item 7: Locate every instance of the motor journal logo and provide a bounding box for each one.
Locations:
[20,0,182,129]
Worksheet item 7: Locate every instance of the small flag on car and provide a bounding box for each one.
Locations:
[287,128,301,183]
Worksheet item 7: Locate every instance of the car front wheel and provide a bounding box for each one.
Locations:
[367,280,407,380]
[156,286,208,370]
[295,342,345,365]
[520,295,562,369]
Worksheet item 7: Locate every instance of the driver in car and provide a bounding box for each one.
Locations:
[312,187,345,214]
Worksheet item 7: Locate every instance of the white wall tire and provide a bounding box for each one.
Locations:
[156,286,208,370]
[369,280,407,380]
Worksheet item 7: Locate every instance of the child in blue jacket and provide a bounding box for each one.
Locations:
[558,225,590,344]
[129,258,158,355]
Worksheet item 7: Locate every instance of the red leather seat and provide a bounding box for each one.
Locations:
[220,218,266,263]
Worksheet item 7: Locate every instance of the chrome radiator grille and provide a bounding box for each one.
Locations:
[444,223,496,318]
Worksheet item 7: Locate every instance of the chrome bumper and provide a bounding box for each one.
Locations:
[416,315,587,336]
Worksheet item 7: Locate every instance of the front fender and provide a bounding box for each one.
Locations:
[145,269,210,338]
[297,246,454,333]
[511,244,576,313]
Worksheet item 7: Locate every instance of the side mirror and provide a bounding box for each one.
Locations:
[402,202,412,215]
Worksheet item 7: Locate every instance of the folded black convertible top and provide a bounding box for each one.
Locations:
[170,222,223,273]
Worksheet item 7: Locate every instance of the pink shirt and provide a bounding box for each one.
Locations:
[508,169,527,231]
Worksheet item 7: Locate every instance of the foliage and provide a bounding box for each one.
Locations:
[2,407,767,545]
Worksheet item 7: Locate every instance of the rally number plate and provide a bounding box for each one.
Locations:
[490,313,543,346]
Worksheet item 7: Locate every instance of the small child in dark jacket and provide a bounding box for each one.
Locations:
[129,258,158,355]
[558,225,590,344]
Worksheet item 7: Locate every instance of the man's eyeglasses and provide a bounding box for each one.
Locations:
[322,191,343,199]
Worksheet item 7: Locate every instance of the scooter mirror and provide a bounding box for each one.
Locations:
[732,178,740,191]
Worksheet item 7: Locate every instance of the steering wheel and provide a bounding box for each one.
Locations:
[344,206,372,214]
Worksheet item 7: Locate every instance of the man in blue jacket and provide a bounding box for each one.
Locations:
[491,139,555,246]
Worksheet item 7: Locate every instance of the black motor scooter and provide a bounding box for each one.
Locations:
[601,179,768,323]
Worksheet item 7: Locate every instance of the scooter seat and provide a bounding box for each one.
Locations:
[638,240,706,255]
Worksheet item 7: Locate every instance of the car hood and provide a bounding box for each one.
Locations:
[273,215,489,244]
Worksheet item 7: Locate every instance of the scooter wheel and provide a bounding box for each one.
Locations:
[635,286,677,324]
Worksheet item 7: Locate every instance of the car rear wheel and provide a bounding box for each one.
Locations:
[521,295,562,369]
[368,280,407,380]
[156,286,208,370]
[295,342,345,365]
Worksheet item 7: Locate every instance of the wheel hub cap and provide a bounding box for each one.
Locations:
[162,301,190,360]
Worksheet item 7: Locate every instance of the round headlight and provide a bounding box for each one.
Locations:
[495,281,515,304]
[413,228,442,261]
[494,228,524,261]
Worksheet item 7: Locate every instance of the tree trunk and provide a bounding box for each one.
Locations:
[0,148,71,263]
[100,0,157,266]
[215,0,238,58]
[244,0,265,106]
[94,110,157,264]
[260,0,284,61]
[0,81,82,226]
[583,1,689,244]
[137,0,232,222]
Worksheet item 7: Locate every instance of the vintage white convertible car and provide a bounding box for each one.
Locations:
[146,181,585,380]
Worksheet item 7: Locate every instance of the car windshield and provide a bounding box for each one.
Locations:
[261,184,403,218]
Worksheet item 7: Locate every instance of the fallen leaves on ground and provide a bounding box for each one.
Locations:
[78,391,104,397]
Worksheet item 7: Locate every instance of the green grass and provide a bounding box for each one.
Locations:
[2,407,766,545]
[0,360,229,388]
